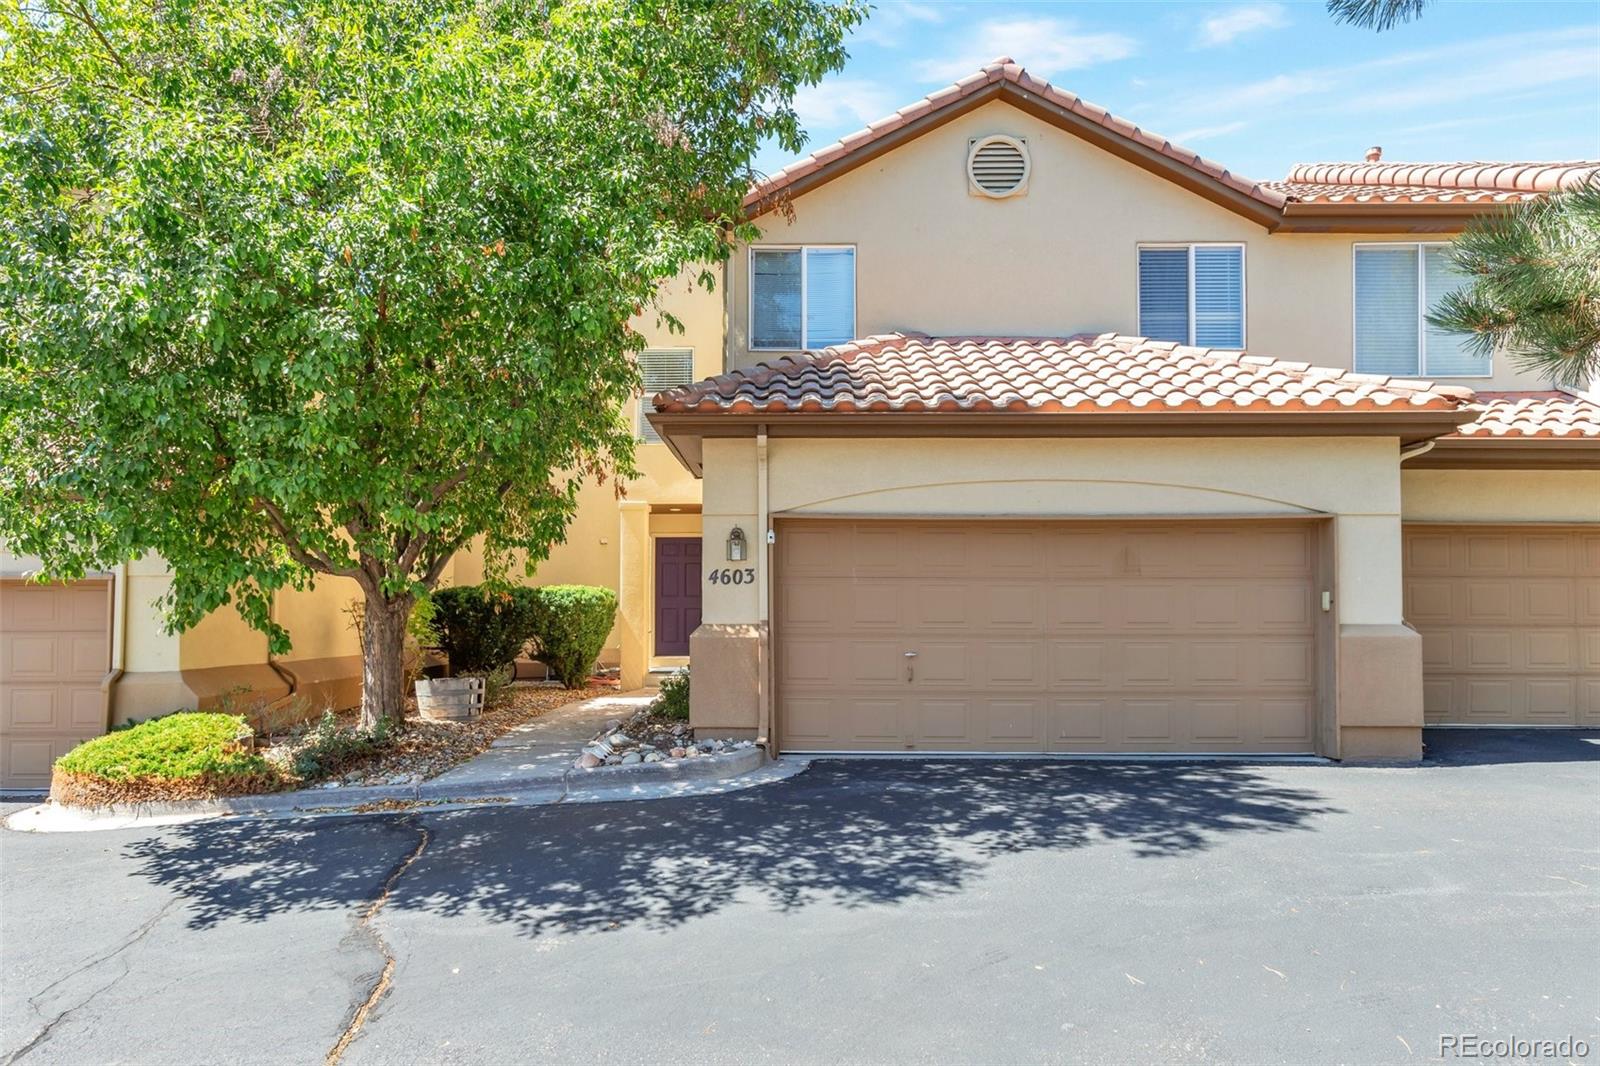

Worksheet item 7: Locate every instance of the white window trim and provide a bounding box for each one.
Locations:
[1135,242,1248,349]
[748,244,857,351]
[1352,241,1493,379]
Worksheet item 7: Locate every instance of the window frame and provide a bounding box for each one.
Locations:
[1351,241,1492,379]
[747,244,858,351]
[636,347,695,444]
[1135,241,1248,349]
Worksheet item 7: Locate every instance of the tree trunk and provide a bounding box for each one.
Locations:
[359,592,411,732]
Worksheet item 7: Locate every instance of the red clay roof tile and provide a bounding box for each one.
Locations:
[1449,391,1600,439]
[653,334,1474,418]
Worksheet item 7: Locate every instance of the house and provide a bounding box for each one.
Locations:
[2,59,1596,788]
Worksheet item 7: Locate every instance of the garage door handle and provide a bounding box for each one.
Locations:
[904,651,917,682]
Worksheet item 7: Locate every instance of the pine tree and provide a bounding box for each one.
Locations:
[1428,186,1600,389]
[1325,0,1432,31]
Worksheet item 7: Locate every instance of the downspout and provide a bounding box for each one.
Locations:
[1399,440,1435,463]
[756,428,771,753]
[101,562,128,727]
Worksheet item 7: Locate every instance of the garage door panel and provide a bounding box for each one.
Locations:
[1405,525,1596,726]
[1,579,111,789]
[1582,679,1600,723]
[779,520,1318,753]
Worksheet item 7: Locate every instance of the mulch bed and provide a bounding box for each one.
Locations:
[268,679,620,788]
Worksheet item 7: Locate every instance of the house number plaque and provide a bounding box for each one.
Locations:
[707,568,756,585]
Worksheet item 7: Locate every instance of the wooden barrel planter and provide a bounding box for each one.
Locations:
[415,677,485,721]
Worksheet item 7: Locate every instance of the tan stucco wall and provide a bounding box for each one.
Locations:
[1402,469,1600,523]
[702,435,1406,627]
[730,98,1546,392]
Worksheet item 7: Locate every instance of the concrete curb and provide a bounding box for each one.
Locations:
[3,747,770,833]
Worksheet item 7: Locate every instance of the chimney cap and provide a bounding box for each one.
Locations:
[1365,145,1383,162]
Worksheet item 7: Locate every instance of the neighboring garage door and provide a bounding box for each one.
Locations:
[1404,525,1600,726]
[776,520,1319,753]
[0,579,112,790]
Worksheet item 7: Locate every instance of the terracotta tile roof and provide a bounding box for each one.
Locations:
[1449,391,1600,439]
[653,333,1473,417]
[746,57,1289,215]
[1267,161,1599,205]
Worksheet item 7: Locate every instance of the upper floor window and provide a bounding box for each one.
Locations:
[1137,244,1245,349]
[1354,243,1488,377]
[750,246,856,350]
[637,348,693,444]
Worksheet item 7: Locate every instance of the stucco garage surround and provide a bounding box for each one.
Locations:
[690,436,1421,761]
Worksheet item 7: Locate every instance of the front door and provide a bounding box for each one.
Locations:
[654,537,702,657]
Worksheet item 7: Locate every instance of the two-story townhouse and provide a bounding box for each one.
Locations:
[4,58,1596,786]
[643,59,1599,763]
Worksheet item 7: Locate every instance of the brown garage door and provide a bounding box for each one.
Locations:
[776,520,1319,753]
[1404,526,1600,726]
[1,579,112,790]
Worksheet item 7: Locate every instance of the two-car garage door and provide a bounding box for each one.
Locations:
[776,520,1321,754]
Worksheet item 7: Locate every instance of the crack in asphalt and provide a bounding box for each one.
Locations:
[325,818,432,1066]
[5,898,180,1064]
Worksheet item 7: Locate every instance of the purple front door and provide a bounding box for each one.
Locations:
[654,537,702,656]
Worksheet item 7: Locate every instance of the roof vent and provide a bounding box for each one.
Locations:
[967,135,1029,198]
[1365,145,1383,162]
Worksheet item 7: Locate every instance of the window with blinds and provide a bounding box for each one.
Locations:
[637,348,694,443]
[1137,244,1245,348]
[751,246,856,350]
[1354,244,1488,377]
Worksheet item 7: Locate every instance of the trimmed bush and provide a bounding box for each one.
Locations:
[432,585,539,675]
[652,668,689,721]
[52,712,283,806]
[528,584,618,688]
[290,710,393,780]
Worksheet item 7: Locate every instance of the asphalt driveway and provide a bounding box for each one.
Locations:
[2,730,1597,1065]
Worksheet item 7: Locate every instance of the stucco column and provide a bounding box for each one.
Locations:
[617,501,651,691]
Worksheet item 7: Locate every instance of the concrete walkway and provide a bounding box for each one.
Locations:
[6,690,800,834]
[425,689,656,793]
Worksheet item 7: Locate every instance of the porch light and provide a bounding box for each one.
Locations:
[726,526,748,562]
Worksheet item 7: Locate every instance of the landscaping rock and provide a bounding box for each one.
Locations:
[644,752,664,763]
[669,747,687,759]
[577,752,602,769]
[620,752,642,765]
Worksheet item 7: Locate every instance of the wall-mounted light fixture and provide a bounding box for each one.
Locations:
[726,526,748,562]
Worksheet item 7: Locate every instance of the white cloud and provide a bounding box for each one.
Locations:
[852,1,945,47]
[1173,121,1248,144]
[792,79,897,128]
[917,17,1138,82]
[1198,3,1288,48]
[1148,27,1599,128]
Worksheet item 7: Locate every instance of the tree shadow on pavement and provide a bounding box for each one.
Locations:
[126,759,1340,936]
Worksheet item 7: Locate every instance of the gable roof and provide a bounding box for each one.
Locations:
[747,58,1596,232]
[746,58,1288,228]
[648,333,1475,472]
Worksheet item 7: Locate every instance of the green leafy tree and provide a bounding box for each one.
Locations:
[1429,185,1600,388]
[1,0,863,728]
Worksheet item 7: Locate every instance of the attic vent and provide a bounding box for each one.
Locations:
[967,135,1029,198]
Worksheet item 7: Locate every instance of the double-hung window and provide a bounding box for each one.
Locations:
[636,348,694,444]
[750,246,856,350]
[1137,244,1246,348]
[1354,243,1488,377]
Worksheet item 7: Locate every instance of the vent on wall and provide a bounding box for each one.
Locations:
[967,135,1029,198]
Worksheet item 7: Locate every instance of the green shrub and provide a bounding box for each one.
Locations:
[55,712,270,782]
[291,710,392,780]
[528,584,618,688]
[652,669,689,721]
[432,585,539,675]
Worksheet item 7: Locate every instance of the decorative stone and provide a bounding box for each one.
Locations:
[620,752,643,765]
[604,755,622,766]
[669,747,686,758]
[577,752,602,769]
[644,752,665,763]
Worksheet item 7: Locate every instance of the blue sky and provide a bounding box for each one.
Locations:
[755,0,1600,182]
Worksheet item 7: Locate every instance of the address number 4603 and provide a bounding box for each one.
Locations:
[707,568,756,585]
